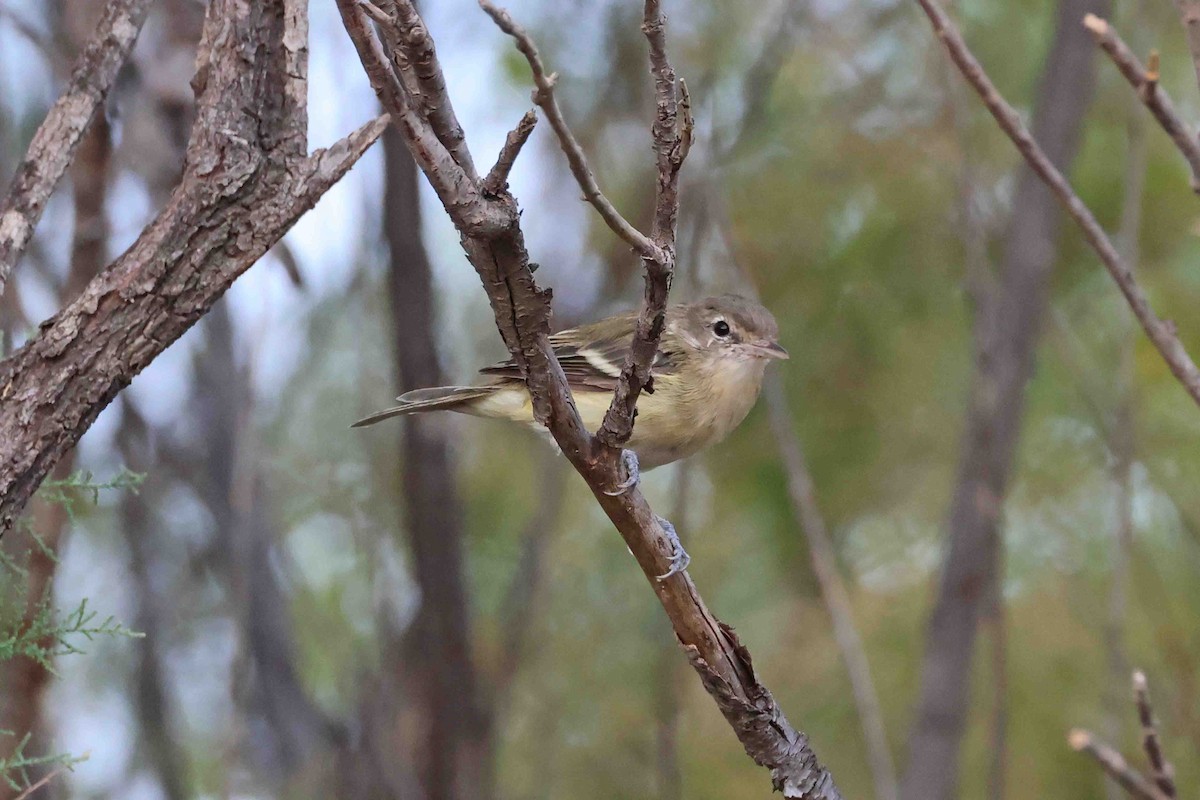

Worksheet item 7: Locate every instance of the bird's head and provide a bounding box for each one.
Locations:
[677,294,789,364]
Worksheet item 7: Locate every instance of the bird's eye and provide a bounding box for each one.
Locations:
[713,319,731,337]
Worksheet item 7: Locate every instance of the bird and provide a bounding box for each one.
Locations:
[353,294,788,577]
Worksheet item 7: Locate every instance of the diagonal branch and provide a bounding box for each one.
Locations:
[915,0,1200,411]
[386,0,480,180]
[1069,730,1171,800]
[1083,14,1200,192]
[478,0,689,456]
[337,2,510,236]
[335,1,843,795]
[0,0,154,297]
[0,0,387,534]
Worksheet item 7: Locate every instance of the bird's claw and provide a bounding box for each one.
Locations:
[603,449,641,496]
[655,515,691,581]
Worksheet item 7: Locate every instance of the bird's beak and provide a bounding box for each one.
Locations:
[749,340,789,360]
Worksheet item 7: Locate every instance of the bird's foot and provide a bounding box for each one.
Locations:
[603,449,641,496]
[655,515,691,581]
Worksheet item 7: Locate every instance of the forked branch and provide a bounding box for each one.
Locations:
[1069,670,1177,800]
[479,0,659,260]
[1083,14,1200,192]
[334,0,841,795]
[915,0,1200,410]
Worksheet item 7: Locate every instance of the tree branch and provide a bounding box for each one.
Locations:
[1132,671,1177,798]
[0,0,153,297]
[478,0,661,260]
[386,0,480,181]
[914,0,1200,411]
[1069,730,1170,800]
[595,0,690,452]
[482,110,538,196]
[1083,14,1200,192]
[0,0,386,533]
[335,1,842,795]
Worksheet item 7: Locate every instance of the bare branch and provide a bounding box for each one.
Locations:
[1083,14,1200,192]
[478,0,660,260]
[335,0,508,237]
[358,0,392,25]
[389,0,479,180]
[595,0,688,452]
[1069,730,1171,800]
[1132,671,1177,798]
[0,0,153,297]
[12,763,69,800]
[915,0,1200,411]
[0,0,386,534]
[337,2,841,795]
[483,110,538,196]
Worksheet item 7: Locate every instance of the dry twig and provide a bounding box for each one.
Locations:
[1133,671,1177,798]
[482,110,538,196]
[0,0,153,296]
[12,763,70,800]
[1083,14,1200,192]
[914,0,1200,411]
[1069,670,1178,800]
[478,0,660,260]
[1069,730,1171,800]
[334,0,841,794]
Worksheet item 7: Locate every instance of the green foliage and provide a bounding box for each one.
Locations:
[0,469,143,793]
[0,733,86,793]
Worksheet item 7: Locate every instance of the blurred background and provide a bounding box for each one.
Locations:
[2,0,1200,797]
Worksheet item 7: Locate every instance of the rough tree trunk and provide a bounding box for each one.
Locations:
[0,0,384,533]
[900,1,1108,797]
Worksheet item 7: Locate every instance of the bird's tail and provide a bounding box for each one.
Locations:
[351,386,498,428]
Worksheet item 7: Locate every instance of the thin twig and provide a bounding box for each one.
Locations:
[1069,730,1171,800]
[595,0,687,452]
[478,0,660,259]
[1133,670,1177,798]
[13,763,70,800]
[915,0,1200,411]
[1083,14,1200,192]
[0,0,154,297]
[483,110,538,196]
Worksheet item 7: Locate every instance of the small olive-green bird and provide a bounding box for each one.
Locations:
[353,294,788,470]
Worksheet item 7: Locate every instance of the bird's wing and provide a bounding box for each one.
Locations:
[479,319,681,392]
